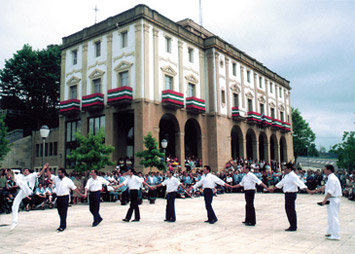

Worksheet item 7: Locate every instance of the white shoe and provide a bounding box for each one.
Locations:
[10,223,18,231]
[327,236,340,240]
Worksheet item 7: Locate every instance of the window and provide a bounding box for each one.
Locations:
[248,99,253,112]
[165,75,173,90]
[271,108,275,119]
[270,82,273,93]
[88,115,105,135]
[66,120,81,142]
[280,111,284,122]
[70,85,77,99]
[247,70,251,83]
[53,142,58,156]
[36,144,40,157]
[188,48,194,63]
[279,87,283,98]
[72,50,77,65]
[45,143,48,157]
[165,37,171,53]
[232,63,237,76]
[121,31,128,48]
[49,142,53,156]
[188,83,195,97]
[259,76,262,89]
[260,103,264,115]
[221,90,226,104]
[233,93,239,107]
[95,41,101,57]
[93,78,101,93]
[119,71,129,87]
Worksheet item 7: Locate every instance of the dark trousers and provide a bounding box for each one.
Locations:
[148,189,157,201]
[57,195,69,229]
[285,193,297,229]
[121,189,129,205]
[166,192,176,221]
[203,188,217,221]
[244,190,256,225]
[89,191,101,224]
[125,190,140,220]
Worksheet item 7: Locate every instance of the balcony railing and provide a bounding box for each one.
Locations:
[247,111,262,124]
[59,99,80,116]
[162,90,184,109]
[282,121,291,132]
[107,86,133,106]
[82,93,104,111]
[232,107,243,120]
[186,97,205,113]
[272,118,283,130]
[261,115,273,127]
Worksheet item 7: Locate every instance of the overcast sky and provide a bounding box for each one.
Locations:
[1,0,354,150]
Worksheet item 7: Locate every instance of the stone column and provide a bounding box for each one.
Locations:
[82,43,88,96]
[153,28,159,102]
[206,50,215,112]
[177,131,185,170]
[106,33,113,90]
[215,52,221,115]
[135,23,142,99]
[60,51,66,101]
[253,73,258,112]
[225,58,231,117]
[275,84,279,120]
[199,50,205,99]
[143,23,150,100]
[253,140,259,161]
[240,65,245,108]
[265,79,270,116]
[178,40,184,94]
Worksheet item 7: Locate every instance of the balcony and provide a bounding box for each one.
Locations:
[59,99,80,116]
[82,93,104,111]
[107,86,133,106]
[247,111,262,124]
[232,107,243,121]
[282,121,291,132]
[186,97,205,114]
[272,118,283,130]
[162,90,184,109]
[261,115,273,128]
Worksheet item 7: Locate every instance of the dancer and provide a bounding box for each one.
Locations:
[313,165,342,240]
[9,163,49,231]
[229,165,270,226]
[47,167,84,232]
[191,165,228,224]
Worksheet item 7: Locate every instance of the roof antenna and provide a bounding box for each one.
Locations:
[94,5,99,24]
[199,0,203,26]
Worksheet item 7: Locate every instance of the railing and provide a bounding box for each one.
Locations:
[186,97,205,113]
[59,99,80,115]
[107,86,133,105]
[247,111,262,123]
[82,93,104,111]
[162,90,184,109]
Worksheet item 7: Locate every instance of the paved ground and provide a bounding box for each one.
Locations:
[0,193,354,254]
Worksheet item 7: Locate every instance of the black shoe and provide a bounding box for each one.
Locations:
[204,220,210,223]
[285,228,297,231]
[131,219,140,222]
[166,220,175,223]
[242,221,247,224]
[122,219,130,222]
[57,227,65,232]
[245,222,255,226]
[209,219,218,224]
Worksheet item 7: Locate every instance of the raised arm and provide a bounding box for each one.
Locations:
[46,166,52,179]
[38,163,49,177]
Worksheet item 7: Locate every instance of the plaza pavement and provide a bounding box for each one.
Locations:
[0,193,354,254]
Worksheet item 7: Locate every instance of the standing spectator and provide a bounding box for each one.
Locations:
[146,172,159,204]
[73,175,83,205]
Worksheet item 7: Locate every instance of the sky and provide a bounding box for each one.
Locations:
[1,0,354,150]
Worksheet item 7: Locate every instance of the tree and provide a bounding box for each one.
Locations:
[0,114,10,165]
[135,132,166,172]
[67,129,115,173]
[330,131,355,173]
[0,44,60,133]
[292,108,318,159]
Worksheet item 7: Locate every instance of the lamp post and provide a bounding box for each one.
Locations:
[40,125,50,183]
[161,139,168,169]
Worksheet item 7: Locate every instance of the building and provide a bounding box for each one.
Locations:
[58,4,293,172]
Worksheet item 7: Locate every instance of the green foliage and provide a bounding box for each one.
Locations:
[0,44,61,132]
[331,131,355,172]
[292,108,318,158]
[135,132,166,171]
[0,114,10,164]
[67,129,115,173]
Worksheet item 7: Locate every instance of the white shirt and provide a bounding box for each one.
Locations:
[325,173,342,197]
[16,172,38,190]
[162,176,181,193]
[193,173,225,190]
[276,171,307,192]
[240,172,262,190]
[51,175,77,196]
[122,175,144,190]
[85,176,109,192]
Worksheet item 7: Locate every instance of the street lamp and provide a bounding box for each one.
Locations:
[161,139,168,169]
[40,125,50,183]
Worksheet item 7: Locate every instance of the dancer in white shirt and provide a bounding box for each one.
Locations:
[8,163,49,231]
[314,165,342,240]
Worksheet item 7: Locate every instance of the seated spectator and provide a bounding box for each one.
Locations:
[33,183,46,210]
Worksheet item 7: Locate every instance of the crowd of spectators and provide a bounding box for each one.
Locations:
[1,159,354,215]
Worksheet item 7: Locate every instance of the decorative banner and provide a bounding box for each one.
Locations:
[186,97,205,113]
[262,115,273,126]
[272,118,283,129]
[247,111,262,123]
[232,107,241,117]
[82,93,104,110]
[282,121,291,132]
[108,86,133,104]
[162,90,184,108]
[59,99,80,114]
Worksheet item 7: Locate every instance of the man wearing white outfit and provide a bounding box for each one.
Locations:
[314,165,342,240]
[8,163,49,231]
